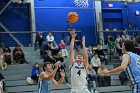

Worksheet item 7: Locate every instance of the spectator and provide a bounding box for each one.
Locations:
[66,21,72,45]
[50,41,59,56]
[54,52,65,81]
[44,51,55,64]
[108,37,116,53]
[121,31,130,42]
[3,45,13,65]
[54,51,64,63]
[61,61,69,83]
[116,38,123,60]
[40,41,51,58]
[31,63,41,83]
[115,35,121,44]
[0,49,7,70]
[0,72,5,93]
[95,45,108,65]
[74,36,82,51]
[34,32,44,50]
[87,65,97,93]
[12,44,26,64]
[59,40,68,58]
[46,32,54,44]
[97,64,111,87]
[87,45,94,62]
[90,53,101,73]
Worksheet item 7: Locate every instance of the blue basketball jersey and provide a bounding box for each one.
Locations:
[38,80,51,93]
[126,52,140,84]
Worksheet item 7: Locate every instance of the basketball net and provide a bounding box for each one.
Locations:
[74,0,89,7]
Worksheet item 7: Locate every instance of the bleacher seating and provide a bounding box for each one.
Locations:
[0,47,132,93]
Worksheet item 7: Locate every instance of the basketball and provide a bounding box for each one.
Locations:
[67,12,78,23]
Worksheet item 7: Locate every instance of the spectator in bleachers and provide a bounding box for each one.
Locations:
[87,65,97,92]
[54,51,64,64]
[66,21,72,45]
[46,32,54,44]
[34,32,44,50]
[54,51,69,83]
[40,41,51,58]
[0,72,5,93]
[59,40,68,58]
[121,31,130,42]
[115,35,121,44]
[50,41,59,56]
[116,38,123,60]
[44,50,55,64]
[12,44,26,64]
[3,45,13,65]
[74,36,82,51]
[0,49,7,70]
[31,63,41,83]
[108,36,116,54]
[87,45,94,62]
[53,51,66,81]
[95,44,108,65]
[90,52,101,73]
[97,64,111,87]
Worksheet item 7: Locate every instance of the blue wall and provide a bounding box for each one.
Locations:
[0,1,31,47]
[34,0,97,46]
[0,0,140,46]
[102,1,128,30]
[127,3,140,30]
[102,1,140,30]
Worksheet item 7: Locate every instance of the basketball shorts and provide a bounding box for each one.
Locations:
[132,84,140,93]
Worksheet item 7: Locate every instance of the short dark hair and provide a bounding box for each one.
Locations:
[43,62,52,71]
[124,40,135,52]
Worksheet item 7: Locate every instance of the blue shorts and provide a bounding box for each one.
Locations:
[132,84,140,93]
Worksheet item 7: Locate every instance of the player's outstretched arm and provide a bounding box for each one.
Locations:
[82,36,89,69]
[52,69,65,88]
[102,54,130,75]
[70,29,76,65]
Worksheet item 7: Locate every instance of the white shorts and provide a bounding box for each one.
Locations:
[71,87,91,93]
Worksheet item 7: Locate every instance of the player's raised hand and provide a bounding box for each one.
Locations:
[101,69,110,75]
[70,29,76,38]
[60,69,65,78]
[55,61,61,70]
[82,36,85,47]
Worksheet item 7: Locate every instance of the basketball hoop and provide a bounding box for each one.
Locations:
[74,0,89,8]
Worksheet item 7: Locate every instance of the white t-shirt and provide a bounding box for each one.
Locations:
[46,35,54,42]
[90,57,101,67]
[71,62,87,89]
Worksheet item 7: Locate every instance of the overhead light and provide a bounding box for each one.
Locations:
[135,10,140,16]
[11,0,30,3]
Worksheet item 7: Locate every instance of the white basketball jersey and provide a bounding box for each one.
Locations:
[71,62,87,89]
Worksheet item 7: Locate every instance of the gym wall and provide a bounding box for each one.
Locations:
[34,0,97,46]
[0,1,31,47]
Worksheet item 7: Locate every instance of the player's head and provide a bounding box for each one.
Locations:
[76,52,84,62]
[43,62,53,72]
[122,40,135,53]
[34,63,40,69]
[88,65,92,70]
